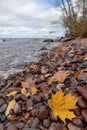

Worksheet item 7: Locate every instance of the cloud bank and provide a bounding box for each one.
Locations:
[0,0,65,38]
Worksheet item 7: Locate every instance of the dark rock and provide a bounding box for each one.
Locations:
[14,122,25,129]
[7,125,18,130]
[43,119,50,128]
[30,109,38,117]
[78,97,87,108]
[34,102,43,109]
[43,39,54,42]
[7,87,21,93]
[38,106,49,120]
[33,96,42,103]
[39,47,47,51]
[32,117,40,129]
[61,37,75,42]
[1,114,7,122]
[0,103,7,113]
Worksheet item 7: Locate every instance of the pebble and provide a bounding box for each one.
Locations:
[32,117,40,128]
[26,99,33,111]
[33,96,42,103]
[72,117,84,127]
[34,102,43,109]
[43,119,50,128]
[6,125,18,130]
[1,114,7,122]
[78,97,87,108]
[22,128,37,130]
[0,103,7,113]
[81,109,87,123]
[0,123,3,130]
[38,106,49,120]
[13,103,21,114]
[68,123,83,130]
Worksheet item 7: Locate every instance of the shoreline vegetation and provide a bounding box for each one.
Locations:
[0,38,87,130]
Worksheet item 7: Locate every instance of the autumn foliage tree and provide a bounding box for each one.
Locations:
[58,0,87,37]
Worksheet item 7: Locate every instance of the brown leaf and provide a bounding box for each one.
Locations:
[6,99,16,116]
[21,87,28,96]
[49,70,69,85]
[74,70,84,78]
[59,46,69,51]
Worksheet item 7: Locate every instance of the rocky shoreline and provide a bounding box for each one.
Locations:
[0,38,87,130]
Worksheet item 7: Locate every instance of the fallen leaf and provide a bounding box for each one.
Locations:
[6,91,17,96]
[48,90,78,123]
[49,70,69,84]
[21,87,28,96]
[74,70,84,78]
[55,52,62,58]
[24,113,30,120]
[30,86,39,94]
[59,46,69,51]
[21,79,36,89]
[6,99,16,116]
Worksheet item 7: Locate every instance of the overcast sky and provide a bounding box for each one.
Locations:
[0,0,65,38]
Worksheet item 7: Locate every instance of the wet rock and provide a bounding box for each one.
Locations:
[50,112,57,121]
[77,86,87,100]
[40,83,52,95]
[43,119,50,128]
[7,87,21,93]
[32,117,40,128]
[81,109,87,123]
[13,80,21,87]
[14,94,21,100]
[1,114,7,122]
[72,117,84,127]
[56,83,65,90]
[0,123,3,130]
[13,103,21,114]
[0,103,7,113]
[70,78,78,89]
[7,125,18,130]
[38,106,49,120]
[78,73,87,82]
[68,123,83,130]
[49,124,62,130]
[78,97,87,108]
[15,122,25,129]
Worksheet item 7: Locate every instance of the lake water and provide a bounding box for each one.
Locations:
[0,38,61,77]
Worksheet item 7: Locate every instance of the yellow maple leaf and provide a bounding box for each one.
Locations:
[21,87,28,96]
[6,91,17,96]
[48,90,78,123]
[6,99,16,116]
[49,70,69,85]
[74,70,83,78]
[30,86,39,94]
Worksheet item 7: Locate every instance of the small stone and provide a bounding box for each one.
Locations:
[0,123,3,130]
[32,117,40,128]
[34,102,43,109]
[22,128,37,130]
[56,83,65,90]
[43,119,50,128]
[68,123,83,130]
[30,109,38,117]
[0,103,7,113]
[14,122,25,129]
[38,106,49,120]
[34,96,42,103]
[1,114,7,122]
[49,124,62,130]
[7,125,18,130]
[81,109,87,123]
[13,103,21,114]
[78,97,87,108]
[72,117,84,127]
[26,99,33,111]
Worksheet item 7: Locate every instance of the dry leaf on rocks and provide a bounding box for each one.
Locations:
[6,99,16,116]
[49,70,69,85]
[74,70,84,78]
[21,87,27,96]
[48,90,78,123]
[30,86,39,94]
[6,91,17,96]
[59,46,69,51]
